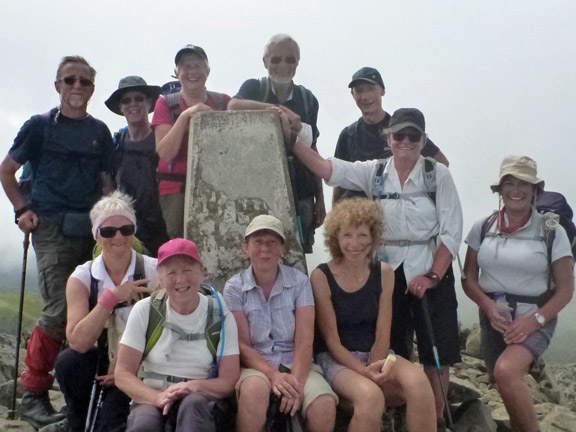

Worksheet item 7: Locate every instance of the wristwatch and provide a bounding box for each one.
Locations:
[534,312,546,326]
[424,271,441,287]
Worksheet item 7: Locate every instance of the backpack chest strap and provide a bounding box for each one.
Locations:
[377,191,433,200]
[386,238,436,247]
[484,232,546,242]
[162,321,205,342]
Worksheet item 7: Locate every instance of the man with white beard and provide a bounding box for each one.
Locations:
[228,34,325,254]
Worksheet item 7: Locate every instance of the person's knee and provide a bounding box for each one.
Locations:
[493,357,523,386]
[180,393,211,414]
[126,405,163,432]
[305,395,337,432]
[401,364,433,396]
[238,377,270,418]
[353,385,385,418]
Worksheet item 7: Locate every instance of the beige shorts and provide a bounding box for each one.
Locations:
[236,363,338,416]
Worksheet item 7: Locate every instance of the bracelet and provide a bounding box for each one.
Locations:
[98,289,118,312]
[285,132,298,151]
[14,205,31,224]
[424,271,441,287]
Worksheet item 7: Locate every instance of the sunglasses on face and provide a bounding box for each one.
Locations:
[392,132,422,143]
[269,56,297,65]
[99,224,136,238]
[120,95,146,105]
[60,76,94,87]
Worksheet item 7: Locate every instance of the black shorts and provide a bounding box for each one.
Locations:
[390,264,461,366]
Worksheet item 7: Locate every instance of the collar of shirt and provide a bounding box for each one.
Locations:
[91,249,136,285]
[269,80,294,102]
[242,264,302,298]
[385,156,425,192]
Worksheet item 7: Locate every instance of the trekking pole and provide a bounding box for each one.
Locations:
[8,233,30,420]
[456,254,465,281]
[87,386,104,432]
[84,374,100,432]
[420,294,455,430]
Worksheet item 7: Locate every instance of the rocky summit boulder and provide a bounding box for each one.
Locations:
[1,328,576,431]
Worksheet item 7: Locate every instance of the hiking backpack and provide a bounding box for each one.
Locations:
[257,77,316,123]
[372,157,437,204]
[535,191,576,257]
[479,207,565,310]
[162,90,229,125]
[143,284,225,376]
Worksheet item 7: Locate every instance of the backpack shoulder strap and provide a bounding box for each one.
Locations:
[373,157,437,203]
[133,252,146,283]
[164,92,182,124]
[113,127,129,151]
[345,121,358,157]
[372,158,389,200]
[297,85,315,119]
[206,91,229,111]
[258,77,271,102]
[542,212,559,265]
[88,260,98,311]
[422,157,437,204]
[480,211,499,243]
[200,285,223,362]
[144,289,167,358]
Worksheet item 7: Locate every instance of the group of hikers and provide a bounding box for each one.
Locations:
[0,32,573,432]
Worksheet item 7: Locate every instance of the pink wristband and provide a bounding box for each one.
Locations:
[98,289,118,312]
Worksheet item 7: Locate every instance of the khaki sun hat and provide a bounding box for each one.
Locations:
[490,155,545,192]
[244,215,286,242]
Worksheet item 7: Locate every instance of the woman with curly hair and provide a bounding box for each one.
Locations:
[312,198,436,432]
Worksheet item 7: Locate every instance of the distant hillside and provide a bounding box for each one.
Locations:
[0,288,42,336]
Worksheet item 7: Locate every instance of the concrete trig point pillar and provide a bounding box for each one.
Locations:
[184,110,306,290]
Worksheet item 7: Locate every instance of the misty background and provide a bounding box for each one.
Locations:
[1,1,575,361]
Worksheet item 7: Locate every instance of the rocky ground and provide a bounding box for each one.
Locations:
[1,329,576,431]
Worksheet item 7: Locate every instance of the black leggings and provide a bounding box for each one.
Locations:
[55,347,131,432]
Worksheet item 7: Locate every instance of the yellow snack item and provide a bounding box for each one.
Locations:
[381,354,397,372]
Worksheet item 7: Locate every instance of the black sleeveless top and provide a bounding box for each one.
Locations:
[316,262,382,353]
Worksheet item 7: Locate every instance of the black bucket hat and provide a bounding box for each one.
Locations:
[105,76,162,116]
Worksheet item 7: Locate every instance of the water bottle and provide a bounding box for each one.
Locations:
[493,292,512,325]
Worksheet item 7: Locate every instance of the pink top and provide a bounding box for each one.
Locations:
[151,92,230,196]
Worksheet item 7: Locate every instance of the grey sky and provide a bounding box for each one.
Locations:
[1,1,575,357]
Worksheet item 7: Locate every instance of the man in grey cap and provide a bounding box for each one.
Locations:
[106,76,169,256]
[332,67,449,204]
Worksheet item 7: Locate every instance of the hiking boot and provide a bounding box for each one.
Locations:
[38,418,70,432]
[20,391,66,429]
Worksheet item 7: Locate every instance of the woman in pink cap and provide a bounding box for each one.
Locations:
[463,155,574,431]
[115,238,239,432]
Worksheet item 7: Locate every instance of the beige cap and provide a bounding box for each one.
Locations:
[244,215,286,241]
[490,155,545,192]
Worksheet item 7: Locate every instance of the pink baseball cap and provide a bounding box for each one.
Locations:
[157,238,203,266]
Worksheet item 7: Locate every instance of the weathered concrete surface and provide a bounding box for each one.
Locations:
[185,110,306,290]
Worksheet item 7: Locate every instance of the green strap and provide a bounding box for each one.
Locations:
[143,287,222,362]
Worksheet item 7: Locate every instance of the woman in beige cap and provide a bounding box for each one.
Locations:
[463,155,574,432]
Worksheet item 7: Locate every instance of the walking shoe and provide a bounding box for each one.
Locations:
[20,391,66,429]
[38,418,70,432]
